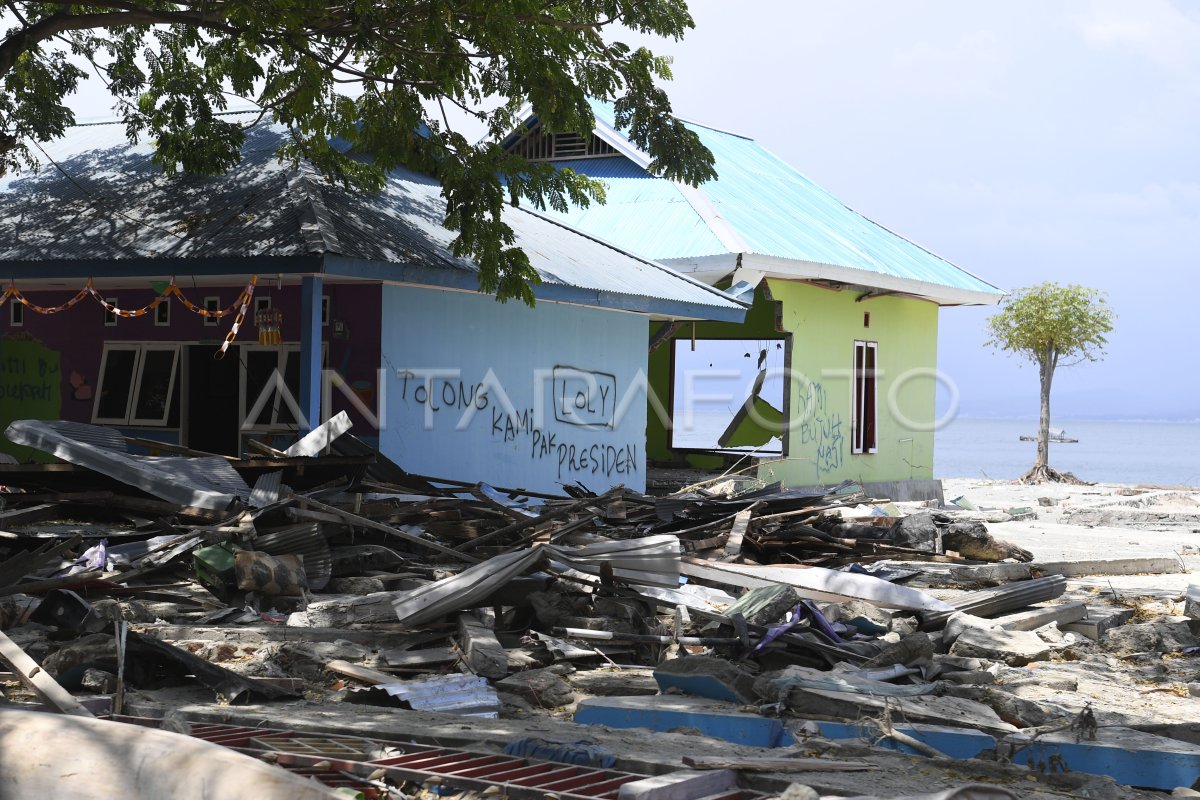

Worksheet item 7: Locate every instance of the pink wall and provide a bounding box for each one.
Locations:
[0,280,382,438]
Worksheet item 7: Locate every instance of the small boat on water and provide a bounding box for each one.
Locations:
[1019,427,1078,443]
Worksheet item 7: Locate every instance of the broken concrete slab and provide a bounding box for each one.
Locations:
[789,719,996,760]
[949,627,1052,667]
[496,668,575,708]
[992,600,1087,632]
[568,668,660,697]
[1061,606,1136,640]
[1002,725,1200,791]
[1102,620,1199,656]
[575,695,786,747]
[654,656,759,704]
[1034,556,1184,578]
[457,611,508,680]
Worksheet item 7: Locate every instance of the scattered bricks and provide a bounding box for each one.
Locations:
[1061,606,1136,641]
[496,668,575,708]
[949,627,1052,667]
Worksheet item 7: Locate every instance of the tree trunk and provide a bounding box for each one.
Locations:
[1036,344,1054,470]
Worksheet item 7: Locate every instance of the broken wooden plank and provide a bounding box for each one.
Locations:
[324,659,397,686]
[0,629,94,717]
[722,508,752,561]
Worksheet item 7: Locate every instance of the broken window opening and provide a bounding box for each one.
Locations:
[852,340,878,454]
[669,338,786,454]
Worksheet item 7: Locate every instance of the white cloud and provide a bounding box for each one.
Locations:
[1074,0,1200,67]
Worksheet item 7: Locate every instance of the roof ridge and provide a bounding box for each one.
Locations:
[289,163,344,255]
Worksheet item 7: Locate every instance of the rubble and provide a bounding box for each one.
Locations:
[0,419,1197,798]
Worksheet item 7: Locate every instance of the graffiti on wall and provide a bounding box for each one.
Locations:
[396,364,637,482]
[0,334,63,461]
[795,379,845,475]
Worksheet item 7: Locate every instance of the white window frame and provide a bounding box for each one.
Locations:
[321,295,330,326]
[851,340,878,455]
[93,343,180,426]
[239,343,330,433]
[154,298,171,327]
[129,343,181,426]
[104,297,119,327]
[9,300,23,327]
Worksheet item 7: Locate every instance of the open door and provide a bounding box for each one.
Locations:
[184,345,241,456]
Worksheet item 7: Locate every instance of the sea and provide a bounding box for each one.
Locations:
[673,412,1200,487]
[934,418,1200,487]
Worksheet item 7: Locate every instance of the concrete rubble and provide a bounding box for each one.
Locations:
[0,421,1198,798]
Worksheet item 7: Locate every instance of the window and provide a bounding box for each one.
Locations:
[852,340,878,454]
[669,338,786,454]
[9,300,22,327]
[154,298,170,326]
[240,344,309,432]
[203,296,220,327]
[104,297,118,327]
[93,343,180,426]
[321,295,330,326]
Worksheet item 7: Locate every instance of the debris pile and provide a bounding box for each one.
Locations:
[1,417,1198,799]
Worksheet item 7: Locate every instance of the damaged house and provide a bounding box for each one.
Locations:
[0,117,745,493]
[501,102,1005,498]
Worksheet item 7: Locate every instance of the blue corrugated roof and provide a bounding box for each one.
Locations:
[549,101,1004,301]
[549,157,727,261]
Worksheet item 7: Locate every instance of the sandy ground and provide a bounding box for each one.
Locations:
[939,477,1200,594]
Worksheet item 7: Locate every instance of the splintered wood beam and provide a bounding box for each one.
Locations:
[722,508,753,561]
[0,630,94,717]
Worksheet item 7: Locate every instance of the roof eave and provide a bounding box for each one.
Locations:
[661,253,1006,307]
[324,256,748,322]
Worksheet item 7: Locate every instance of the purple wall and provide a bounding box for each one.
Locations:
[0,280,382,437]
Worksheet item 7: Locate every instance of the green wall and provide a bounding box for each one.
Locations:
[760,279,938,486]
[647,280,940,485]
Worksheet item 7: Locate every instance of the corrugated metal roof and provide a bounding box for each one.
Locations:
[556,102,1004,301]
[541,157,727,261]
[0,119,746,319]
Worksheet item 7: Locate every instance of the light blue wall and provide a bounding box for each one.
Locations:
[380,285,649,493]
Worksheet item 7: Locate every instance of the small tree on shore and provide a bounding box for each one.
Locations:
[986,282,1115,484]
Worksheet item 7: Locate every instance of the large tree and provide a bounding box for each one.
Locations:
[0,1,715,304]
[986,282,1115,483]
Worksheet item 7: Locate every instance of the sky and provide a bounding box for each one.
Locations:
[619,0,1200,422]
[47,0,1200,422]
